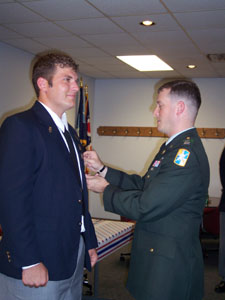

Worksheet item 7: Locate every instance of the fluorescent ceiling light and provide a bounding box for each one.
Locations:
[116,55,173,71]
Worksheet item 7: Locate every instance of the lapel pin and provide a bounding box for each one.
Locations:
[48,126,52,133]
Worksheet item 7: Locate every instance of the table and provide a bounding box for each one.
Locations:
[83,219,135,300]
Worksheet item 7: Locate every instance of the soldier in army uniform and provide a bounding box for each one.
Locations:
[215,146,225,293]
[84,80,210,300]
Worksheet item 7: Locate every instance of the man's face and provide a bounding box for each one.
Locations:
[153,88,177,137]
[44,65,79,117]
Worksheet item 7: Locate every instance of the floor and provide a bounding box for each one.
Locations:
[83,238,224,300]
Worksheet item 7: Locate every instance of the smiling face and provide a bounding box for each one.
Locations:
[153,88,177,137]
[38,65,79,117]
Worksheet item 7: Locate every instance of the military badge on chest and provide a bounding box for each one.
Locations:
[152,160,161,167]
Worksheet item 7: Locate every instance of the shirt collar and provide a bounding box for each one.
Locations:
[166,127,195,145]
[38,101,68,132]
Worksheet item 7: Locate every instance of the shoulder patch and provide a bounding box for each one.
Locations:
[174,148,190,167]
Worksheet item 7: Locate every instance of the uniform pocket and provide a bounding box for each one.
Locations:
[138,229,176,260]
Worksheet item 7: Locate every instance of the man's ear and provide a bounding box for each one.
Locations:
[176,101,185,116]
[37,77,48,92]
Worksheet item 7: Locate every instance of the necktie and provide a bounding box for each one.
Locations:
[63,129,81,187]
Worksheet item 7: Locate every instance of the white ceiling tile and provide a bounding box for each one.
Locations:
[3,38,49,54]
[0,25,23,39]
[6,22,72,38]
[56,18,123,35]
[162,0,225,12]
[82,33,141,47]
[34,36,90,48]
[188,28,225,53]
[155,44,201,59]
[0,2,45,23]
[100,45,150,56]
[88,0,166,16]
[108,70,149,78]
[211,63,225,71]
[174,10,225,30]
[144,70,181,79]
[23,0,103,20]
[133,30,191,48]
[0,0,15,2]
[79,67,115,78]
[86,57,118,64]
[60,47,110,59]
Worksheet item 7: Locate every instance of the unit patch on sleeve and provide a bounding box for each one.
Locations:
[174,148,190,167]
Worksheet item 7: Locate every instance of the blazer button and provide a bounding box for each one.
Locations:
[78,199,82,204]
[149,248,154,253]
[78,222,82,226]
[146,174,150,179]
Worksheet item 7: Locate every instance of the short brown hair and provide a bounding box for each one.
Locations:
[32,52,79,97]
[158,80,201,111]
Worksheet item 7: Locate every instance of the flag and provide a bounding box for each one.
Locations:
[76,78,92,151]
[84,84,92,150]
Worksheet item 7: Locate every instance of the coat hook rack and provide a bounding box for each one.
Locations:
[97,126,225,139]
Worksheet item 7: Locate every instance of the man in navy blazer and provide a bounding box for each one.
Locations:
[0,52,98,299]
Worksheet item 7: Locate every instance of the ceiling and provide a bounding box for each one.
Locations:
[1,0,225,79]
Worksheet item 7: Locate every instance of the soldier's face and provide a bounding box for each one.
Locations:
[153,88,177,137]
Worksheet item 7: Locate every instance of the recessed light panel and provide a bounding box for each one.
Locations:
[116,55,173,71]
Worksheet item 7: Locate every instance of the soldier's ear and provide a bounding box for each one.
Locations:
[176,101,185,116]
[37,77,49,92]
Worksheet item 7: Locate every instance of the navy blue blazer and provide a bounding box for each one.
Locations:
[0,101,98,280]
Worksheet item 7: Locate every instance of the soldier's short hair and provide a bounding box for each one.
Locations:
[158,80,201,117]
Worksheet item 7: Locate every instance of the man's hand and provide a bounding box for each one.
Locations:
[22,263,49,287]
[86,174,109,193]
[88,248,98,268]
[83,151,104,173]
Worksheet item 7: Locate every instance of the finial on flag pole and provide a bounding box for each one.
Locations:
[84,84,88,95]
[80,77,83,88]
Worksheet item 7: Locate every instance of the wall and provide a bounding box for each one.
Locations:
[0,42,35,124]
[90,78,225,219]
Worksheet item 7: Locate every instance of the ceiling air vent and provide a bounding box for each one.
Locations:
[207,53,225,62]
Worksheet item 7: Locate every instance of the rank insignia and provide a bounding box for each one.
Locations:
[174,148,190,167]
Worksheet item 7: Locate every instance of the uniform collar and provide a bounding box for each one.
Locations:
[166,127,195,145]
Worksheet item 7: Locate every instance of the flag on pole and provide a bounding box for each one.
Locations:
[76,78,92,151]
[84,84,92,150]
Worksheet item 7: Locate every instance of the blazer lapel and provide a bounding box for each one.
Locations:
[31,101,78,175]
